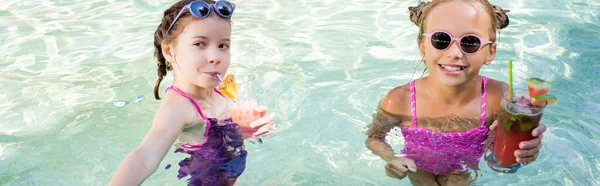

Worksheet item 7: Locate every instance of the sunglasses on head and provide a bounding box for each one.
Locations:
[167,0,236,34]
[422,31,493,54]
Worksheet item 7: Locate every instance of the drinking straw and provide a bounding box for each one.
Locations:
[508,60,513,101]
[216,73,224,83]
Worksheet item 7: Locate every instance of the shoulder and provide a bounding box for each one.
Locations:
[484,77,509,118]
[485,77,508,96]
[154,91,198,127]
[380,82,412,117]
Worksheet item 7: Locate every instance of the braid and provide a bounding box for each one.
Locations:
[152,0,196,100]
[153,30,168,100]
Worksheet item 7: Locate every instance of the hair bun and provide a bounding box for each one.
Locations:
[492,5,510,29]
[408,1,430,26]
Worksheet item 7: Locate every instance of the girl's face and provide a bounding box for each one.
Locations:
[419,1,497,87]
[164,15,232,89]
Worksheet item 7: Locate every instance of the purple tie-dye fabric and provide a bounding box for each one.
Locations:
[172,118,246,186]
[165,86,247,185]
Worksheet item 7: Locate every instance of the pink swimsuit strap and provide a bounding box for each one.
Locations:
[410,76,488,127]
[165,86,227,140]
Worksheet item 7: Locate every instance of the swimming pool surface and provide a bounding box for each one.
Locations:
[1,0,599,185]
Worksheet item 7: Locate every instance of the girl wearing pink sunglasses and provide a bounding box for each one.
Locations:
[365,0,547,185]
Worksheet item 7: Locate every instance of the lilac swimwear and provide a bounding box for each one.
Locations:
[165,86,246,186]
[400,76,489,175]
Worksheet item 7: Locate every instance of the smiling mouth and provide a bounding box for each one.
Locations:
[439,64,468,71]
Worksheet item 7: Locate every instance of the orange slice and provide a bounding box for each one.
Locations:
[218,74,237,99]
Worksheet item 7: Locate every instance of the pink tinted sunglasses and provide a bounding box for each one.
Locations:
[422,31,494,54]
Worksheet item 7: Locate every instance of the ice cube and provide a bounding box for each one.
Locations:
[515,97,530,106]
[512,104,533,114]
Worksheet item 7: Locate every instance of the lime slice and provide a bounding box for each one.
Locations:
[531,94,557,106]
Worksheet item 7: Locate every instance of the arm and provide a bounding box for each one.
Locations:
[365,86,410,162]
[365,108,401,162]
[108,104,190,185]
[366,87,418,179]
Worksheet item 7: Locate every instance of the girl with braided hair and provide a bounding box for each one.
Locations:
[109,1,276,185]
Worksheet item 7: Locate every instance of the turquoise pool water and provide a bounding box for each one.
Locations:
[1,0,599,185]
